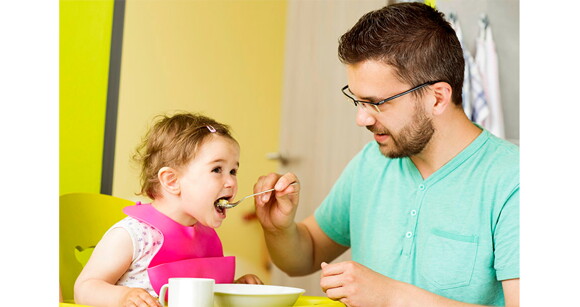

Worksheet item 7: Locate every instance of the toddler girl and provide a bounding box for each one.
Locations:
[74,112,262,307]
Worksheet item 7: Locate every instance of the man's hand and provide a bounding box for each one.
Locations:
[320,261,401,307]
[320,261,512,307]
[254,172,300,233]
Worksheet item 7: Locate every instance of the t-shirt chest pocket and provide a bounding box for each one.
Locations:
[418,228,479,289]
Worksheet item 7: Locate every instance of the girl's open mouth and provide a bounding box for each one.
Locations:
[214,197,229,215]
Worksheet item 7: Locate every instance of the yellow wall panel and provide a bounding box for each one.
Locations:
[60,0,114,195]
[114,0,288,283]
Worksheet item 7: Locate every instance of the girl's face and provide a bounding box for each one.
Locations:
[175,135,240,228]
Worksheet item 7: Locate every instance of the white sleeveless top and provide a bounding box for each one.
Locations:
[105,216,164,297]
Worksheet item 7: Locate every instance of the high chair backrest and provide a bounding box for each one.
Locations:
[59,193,135,302]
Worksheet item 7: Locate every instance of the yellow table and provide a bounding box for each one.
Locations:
[60,295,344,307]
[294,295,345,306]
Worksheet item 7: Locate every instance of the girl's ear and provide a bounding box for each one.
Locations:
[158,167,180,195]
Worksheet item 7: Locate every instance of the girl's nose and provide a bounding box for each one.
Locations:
[224,175,237,188]
[355,105,376,127]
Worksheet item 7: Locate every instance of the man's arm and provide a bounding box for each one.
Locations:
[264,215,348,276]
[254,173,348,276]
[502,278,520,307]
[320,261,520,307]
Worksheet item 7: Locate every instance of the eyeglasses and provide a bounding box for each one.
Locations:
[341,80,441,113]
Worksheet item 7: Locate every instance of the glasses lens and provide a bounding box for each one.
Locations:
[344,97,357,107]
[359,102,380,113]
[342,86,380,113]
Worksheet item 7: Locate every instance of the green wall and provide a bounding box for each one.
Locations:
[60,0,114,195]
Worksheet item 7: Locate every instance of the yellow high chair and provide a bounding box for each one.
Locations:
[59,193,134,303]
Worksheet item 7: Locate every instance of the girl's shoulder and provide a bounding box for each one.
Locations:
[110,216,162,239]
[105,216,163,262]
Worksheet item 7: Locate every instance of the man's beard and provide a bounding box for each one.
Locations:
[367,103,435,158]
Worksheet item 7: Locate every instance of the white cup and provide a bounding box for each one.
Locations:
[158,278,215,307]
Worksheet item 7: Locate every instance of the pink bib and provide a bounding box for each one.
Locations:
[123,203,235,295]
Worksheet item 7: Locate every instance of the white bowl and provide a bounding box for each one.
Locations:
[214,284,305,307]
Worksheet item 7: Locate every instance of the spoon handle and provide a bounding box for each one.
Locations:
[247,182,298,198]
[218,182,299,209]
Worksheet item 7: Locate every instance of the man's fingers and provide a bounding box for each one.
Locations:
[320,261,347,276]
[254,173,280,204]
[271,174,300,204]
[260,173,282,203]
[256,173,298,203]
[324,286,346,301]
[275,173,299,190]
[320,273,344,292]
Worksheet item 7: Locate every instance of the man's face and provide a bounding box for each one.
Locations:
[346,60,435,158]
[366,102,435,158]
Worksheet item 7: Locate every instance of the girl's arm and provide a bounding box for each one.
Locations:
[74,228,161,307]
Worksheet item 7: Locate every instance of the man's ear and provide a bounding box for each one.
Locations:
[430,81,453,116]
[158,166,180,195]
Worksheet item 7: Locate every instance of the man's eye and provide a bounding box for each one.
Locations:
[212,167,222,173]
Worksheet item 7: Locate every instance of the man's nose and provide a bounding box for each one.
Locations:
[355,106,376,127]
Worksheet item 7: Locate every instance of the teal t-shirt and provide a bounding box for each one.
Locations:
[314,129,519,306]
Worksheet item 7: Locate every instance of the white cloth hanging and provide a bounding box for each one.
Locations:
[469,47,490,130]
[448,13,489,128]
[474,14,505,138]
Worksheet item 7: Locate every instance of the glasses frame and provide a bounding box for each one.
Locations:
[341,80,442,113]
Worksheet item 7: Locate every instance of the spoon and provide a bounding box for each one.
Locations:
[215,182,298,209]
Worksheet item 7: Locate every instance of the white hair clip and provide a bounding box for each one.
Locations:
[206,125,217,133]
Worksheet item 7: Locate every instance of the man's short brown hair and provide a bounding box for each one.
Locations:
[338,2,464,105]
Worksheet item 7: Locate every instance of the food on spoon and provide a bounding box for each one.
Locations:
[215,198,230,208]
[214,198,229,214]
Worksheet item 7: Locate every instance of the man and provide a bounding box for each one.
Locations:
[254,2,519,307]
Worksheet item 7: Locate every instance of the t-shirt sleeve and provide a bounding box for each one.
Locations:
[493,186,520,281]
[314,150,364,247]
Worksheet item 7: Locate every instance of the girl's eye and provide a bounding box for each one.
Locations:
[230,169,238,176]
[212,167,222,173]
